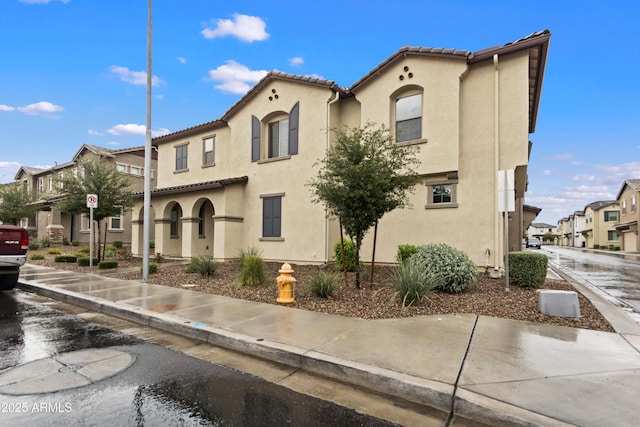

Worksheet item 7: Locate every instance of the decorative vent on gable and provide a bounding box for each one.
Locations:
[269,88,279,101]
[399,65,414,81]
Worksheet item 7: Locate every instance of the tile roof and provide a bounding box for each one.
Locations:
[153,30,550,143]
[133,176,248,197]
[585,200,618,211]
[616,178,640,199]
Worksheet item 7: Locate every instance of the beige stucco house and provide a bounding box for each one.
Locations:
[131,30,550,273]
[14,144,157,246]
[581,200,620,249]
[615,179,639,252]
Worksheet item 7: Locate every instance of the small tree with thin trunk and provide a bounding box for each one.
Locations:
[308,123,420,288]
[0,182,39,225]
[55,158,134,260]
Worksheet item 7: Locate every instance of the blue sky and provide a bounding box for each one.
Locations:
[1,0,638,226]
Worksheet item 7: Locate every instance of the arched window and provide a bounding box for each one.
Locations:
[198,204,205,237]
[170,205,182,238]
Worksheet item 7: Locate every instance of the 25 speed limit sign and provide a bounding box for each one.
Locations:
[86,194,98,208]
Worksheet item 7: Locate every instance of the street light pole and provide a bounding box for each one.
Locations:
[142,0,152,280]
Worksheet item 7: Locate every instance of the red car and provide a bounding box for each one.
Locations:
[0,225,29,291]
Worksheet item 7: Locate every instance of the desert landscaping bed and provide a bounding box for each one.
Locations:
[25,246,615,333]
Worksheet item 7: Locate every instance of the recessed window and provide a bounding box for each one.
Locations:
[604,211,619,222]
[395,93,422,142]
[251,102,299,162]
[268,118,289,158]
[608,230,620,241]
[432,185,452,204]
[632,196,637,213]
[130,166,142,176]
[203,137,215,166]
[198,205,205,237]
[109,214,123,230]
[425,176,458,209]
[622,200,627,215]
[262,196,282,238]
[170,205,182,237]
[175,144,188,171]
[117,164,128,173]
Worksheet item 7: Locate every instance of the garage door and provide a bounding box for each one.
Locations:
[623,231,637,252]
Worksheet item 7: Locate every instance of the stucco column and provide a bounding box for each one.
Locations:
[212,216,244,261]
[154,218,171,257]
[131,219,141,256]
[181,217,199,259]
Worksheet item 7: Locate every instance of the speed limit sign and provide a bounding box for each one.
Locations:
[86,194,98,208]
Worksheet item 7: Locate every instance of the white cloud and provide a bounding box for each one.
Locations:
[110,65,164,86]
[201,14,269,42]
[106,141,120,146]
[207,60,268,94]
[0,104,15,112]
[177,57,186,64]
[107,124,146,136]
[0,161,22,184]
[543,170,552,175]
[288,57,304,66]
[17,101,64,116]
[107,123,170,138]
[542,152,575,161]
[88,129,104,136]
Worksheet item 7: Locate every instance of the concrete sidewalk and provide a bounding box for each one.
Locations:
[15,263,640,427]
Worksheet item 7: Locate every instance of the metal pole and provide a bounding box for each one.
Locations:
[505,208,510,292]
[142,0,152,280]
[89,207,94,268]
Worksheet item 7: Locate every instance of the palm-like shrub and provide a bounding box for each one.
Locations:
[394,261,441,307]
[186,255,217,276]
[308,271,340,298]
[408,243,478,293]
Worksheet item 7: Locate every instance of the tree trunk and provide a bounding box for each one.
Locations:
[339,219,347,283]
[354,237,362,289]
[370,220,377,289]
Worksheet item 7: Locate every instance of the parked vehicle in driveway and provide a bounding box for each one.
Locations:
[0,225,29,290]
[526,237,541,249]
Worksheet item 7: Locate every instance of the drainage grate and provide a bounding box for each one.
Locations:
[59,363,85,373]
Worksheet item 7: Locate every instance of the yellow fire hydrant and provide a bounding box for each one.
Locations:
[276,262,296,304]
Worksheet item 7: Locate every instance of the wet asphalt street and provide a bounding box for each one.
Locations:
[0,290,398,427]
[544,246,640,323]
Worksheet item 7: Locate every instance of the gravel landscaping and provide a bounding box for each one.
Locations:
[26,247,615,332]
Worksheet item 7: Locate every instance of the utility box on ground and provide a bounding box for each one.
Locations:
[537,290,581,318]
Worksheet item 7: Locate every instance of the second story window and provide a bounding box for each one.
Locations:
[37,177,44,191]
[268,118,289,158]
[622,200,627,215]
[47,176,53,192]
[175,144,188,171]
[251,102,299,162]
[203,137,215,166]
[58,172,64,189]
[604,211,619,222]
[632,196,637,213]
[432,185,452,204]
[395,93,422,143]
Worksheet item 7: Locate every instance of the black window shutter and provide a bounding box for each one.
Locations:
[251,115,260,162]
[288,102,299,155]
[273,197,281,237]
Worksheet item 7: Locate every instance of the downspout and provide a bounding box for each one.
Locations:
[324,90,340,263]
[493,53,502,277]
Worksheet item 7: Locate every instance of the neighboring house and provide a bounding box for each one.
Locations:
[14,144,157,246]
[615,179,639,252]
[558,211,585,247]
[581,200,620,249]
[130,30,550,273]
[527,222,558,243]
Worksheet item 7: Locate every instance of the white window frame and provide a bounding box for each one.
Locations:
[175,143,189,172]
[268,118,289,159]
[394,92,423,143]
[203,136,215,166]
[632,195,637,213]
[108,212,124,231]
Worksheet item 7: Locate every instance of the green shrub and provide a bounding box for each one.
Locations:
[613,246,620,251]
[62,237,70,246]
[112,241,123,249]
[408,243,478,293]
[98,260,118,269]
[333,240,357,272]
[30,253,45,260]
[77,257,99,266]
[239,255,267,286]
[77,246,91,254]
[593,244,600,249]
[39,237,52,248]
[307,271,340,298]
[47,248,62,255]
[396,244,418,263]
[394,262,441,307]
[54,255,77,263]
[149,240,155,249]
[508,251,548,289]
[28,241,41,250]
[238,245,262,263]
[141,262,158,274]
[186,256,217,276]
[71,240,79,246]
[154,252,165,263]
[104,246,117,258]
